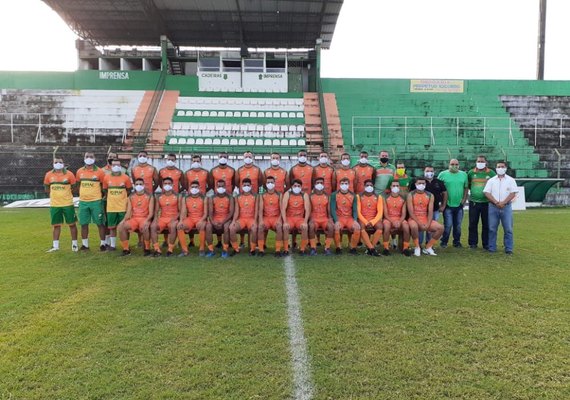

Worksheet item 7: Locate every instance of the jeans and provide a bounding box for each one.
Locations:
[419,210,440,245]
[468,201,489,249]
[488,203,514,253]
[441,206,464,247]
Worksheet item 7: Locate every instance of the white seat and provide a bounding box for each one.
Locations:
[242,111,249,118]
[289,125,297,132]
[297,125,305,132]
[221,138,230,145]
[288,112,296,118]
[187,138,195,145]
[234,111,241,117]
[246,139,255,146]
[264,139,272,146]
[210,111,218,117]
[194,111,202,117]
[178,138,187,145]
[290,139,297,146]
[168,137,178,145]
[298,139,305,146]
[280,125,288,132]
[226,111,233,117]
[213,138,221,145]
[204,138,213,145]
[238,139,246,146]
[186,110,194,117]
[296,112,304,118]
[195,138,204,145]
[272,139,281,146]
[230,139,238,146]
[281,112,288,118]
[250,111,257,118]
[255,139,263,146]
[202,111,210,117]
[281,139,288,146]
[176,110,185,117]
[273,112,280,118]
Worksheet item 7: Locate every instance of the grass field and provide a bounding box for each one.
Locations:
[0,207,569,399]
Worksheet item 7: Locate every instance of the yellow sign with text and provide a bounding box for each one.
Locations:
[410,79,464,93]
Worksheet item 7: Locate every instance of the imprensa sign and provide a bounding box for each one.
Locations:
[99,71,130,80]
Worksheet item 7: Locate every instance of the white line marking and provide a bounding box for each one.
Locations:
[284,255,314,400]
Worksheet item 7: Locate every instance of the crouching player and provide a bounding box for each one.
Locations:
[282,179,311,255]
[257,176,283,257]
[382,181,412,256]
[357,179,383,256]
[407,177,443,256]
[206,180,234,258]
[150,177,180,257]
[118,178,154,256]
[308,177,334,255]
[330,177,360,255]
[177,180,208,257]
[230,178,258,256]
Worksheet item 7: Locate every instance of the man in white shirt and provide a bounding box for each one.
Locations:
[483,161,518,254]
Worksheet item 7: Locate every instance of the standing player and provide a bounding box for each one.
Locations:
[131,151,159,193]
[281,179,311,255]
[236,151,263,194]
[335,152,357,192]
[118,178,154,256]
[357,179,383,256]
[103,159,132,251]
[407,177,443,256]
[264,152,288,193]
[210,152,236,248]
[230,178,258,255]
[184,154,209,194]
[382,181,412,256]
[374,150,395,194]
[330,177,360,255]
[177,180,208,257]
[289,149,313,193]
[76,152,106,251]
[159,153,184,193]
[308,177,334,255]
[44,157,78,252]
[353,151,376,195]
[313,152,336,195]
[150,177,180,256]
[206,180,235,258]
[257,176,283,257]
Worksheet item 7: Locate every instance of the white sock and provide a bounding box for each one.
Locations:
[72,240,78,247]
[100,240,106,246]
[105,235,110,245]
[53,240,59,249]
[82,239,89,247]
[110,237,116,248]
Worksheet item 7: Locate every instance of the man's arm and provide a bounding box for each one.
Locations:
[356,195,368,226]
[281,192,290,224]
[406,194,419,224]
[303,193,311,224]
[152,167,159,192]
[231,196,240,223]
[370,196,383,226]
[330,192,338,223]
[147,196,155,222]
[179,196,187,220]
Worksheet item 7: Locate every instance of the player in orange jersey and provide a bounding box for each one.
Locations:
[382,181,412,256]
[206,179,235,258]
[235,151,263,194]
[289,149,313,193]
[257,176,283,257]
[335,152,357,192]
[330,177,361,255]
[150,177,180,257]
[210,152,236,193]
[184,154,209,194]
[264,152,288,193]
[312,152,336,195]
[356,179,383,257]
[353,151,376,195]
[281,179,311,255]
[407,177,443,257]
[131,150,158,193]
[308,177,334,256]
[230,178,258,255]
[44,157,78,252]
[158,153,184,193]
[177,180,208,257]
[102,159,132,251]
[118,177,154,256]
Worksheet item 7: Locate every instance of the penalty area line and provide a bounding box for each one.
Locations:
[283,255,314,400]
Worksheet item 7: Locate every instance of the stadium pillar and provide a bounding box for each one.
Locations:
[315,39,329,153]
[160,35,168,73]
[537,0,547,80]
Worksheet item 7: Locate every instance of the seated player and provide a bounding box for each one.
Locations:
[177,180,208,257]
[281,179,311,255]
[230,178,258,256]
[257,176,283,257]
[118,178,154,256]
[150,177,180,257]
[330,177,361,255]
[308,177,334,255]
[357,179,383,257]
[382,181,412,256]
[205,179,234,258]
[407,177,443,256]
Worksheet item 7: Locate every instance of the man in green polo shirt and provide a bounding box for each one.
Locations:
[438,158,468,248]
[467,155,496,250]
[374,150,395,195]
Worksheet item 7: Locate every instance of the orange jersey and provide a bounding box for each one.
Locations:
[184,195,205,220]
[131,164,157,193]
[159,167,183,193]
[211,166,235,193]
[157,193,179,219]
[411,191,431,219]
[289,164,313,193]
[212,195,232,222]
[385,195,406,219]
[353,164,375,194]
[313,165,335,195]
[185,168,209,194]
[262,192,281,218]
[130,193,151,219]
[336,168,357,192]
[103,173,133,212]
[236,194,256,219]
[286,193,306,219]
[237,165,261,193]
[76,166,105,202]
[310,192,329,220]
[334,191,356,218]
[264,167,287,193]
[357,193,383,225]
[44,169,76,207]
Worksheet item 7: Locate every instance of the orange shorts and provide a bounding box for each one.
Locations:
[182,217,203,231]
[157,217,176,232]
[337,217,356,230]
[287,217,305,231]
[126,217,148,232]
[236,218,255,231]
[386,218,407,232]
[312,218,329,231]
[262,216,280,231]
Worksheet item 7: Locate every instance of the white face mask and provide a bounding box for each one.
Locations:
[135,184,145,192]
[391,186,400,194]
[191,162,201,169]
[166,160,176,167]
[496,167,507,176]
[266,182,275,190]
[84,158,95,166]
[111,165,122,173]
[292,187,302,194]
[360,158,368,164]
[319,157,328,164]
[364,186,374,193]
[340,183,349,191]
[138,156,148,164]
[298,156,307,164]
[163,185,173,192]
[476,162,486,170]
[242,185,252,193]
[53,162,64,170]
[425,172,434,179]
[416,184,426,191]
[190,188,200,195]
[341,159,350,167]
[270,159,280,167]
[244,157,253,165]
[219,157,228,165]
[314,183,324,191]
[216,187,226,194]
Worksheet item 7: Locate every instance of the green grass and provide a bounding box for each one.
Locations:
[1,208,569,399]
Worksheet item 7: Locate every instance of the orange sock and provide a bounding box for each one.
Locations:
[334,231,341,248]
[208,243,214,251]
[231,241,239,251]
[121,240,129,250]
[284,239,289,252]
[223,243,229,251]
[144,240,150,250]
[426,238,437,249]
[258,239,266,252]
[383,241,390,250]
[167,243,175,252]
[350,231,360,249]
[413,238,420,247]
[372,231,382,247]
[153,243,161,252]
[361,230,373,249]
[177,231,188,253]
[324,237,332,249]
[199,231,206,251]
[249,241,256,252]
[275,240,282,252]
[403,242,410,250]
[309,238,316,249]
[300,239,308,251]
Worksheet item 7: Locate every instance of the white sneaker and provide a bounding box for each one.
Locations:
[72,244,79,252]
[424,247,437,256]
[46,247,59,253]
[422,248,429,255]
[414,247,421,257]
[391,238,398,249]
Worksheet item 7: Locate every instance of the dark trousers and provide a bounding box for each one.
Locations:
[468,201,489,249]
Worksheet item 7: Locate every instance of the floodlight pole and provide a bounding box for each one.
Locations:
[536,0,547,80]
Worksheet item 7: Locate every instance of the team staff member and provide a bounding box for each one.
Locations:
[150,177,180,257]
[308,177,334,256]
[257,176,284,257]
[438,159,468,248]
[177,180,208,257]
[313,152,336,195]
[357,179,383,257]
[236,151,263,194]
[281,179,311,255]
[118,178,154,256]
[206,180,234,258]
[102,152,128,247]
[289,150,313,193]
[335,152,357,192]
[131,151,158,193]
[158,153,184,193]
[353,151,376,194]
[76,152,107,251]
[467,155,496,250]
[102,159,132,251]
[382,181,411,256]
[410,166,447,246]
[264,152,288,193]
[330,177,361,255]
[407,177,443,257]
[185,154,209,194]
[44,157,79,252]
[374,150,395,194]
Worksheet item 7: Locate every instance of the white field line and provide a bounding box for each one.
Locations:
[284,255,314,400]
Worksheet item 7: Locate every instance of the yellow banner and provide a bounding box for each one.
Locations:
[410,79,464,93]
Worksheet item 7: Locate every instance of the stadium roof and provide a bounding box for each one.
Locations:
[42,0,344,49]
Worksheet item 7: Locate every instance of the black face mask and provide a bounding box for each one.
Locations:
[380,157,389,164]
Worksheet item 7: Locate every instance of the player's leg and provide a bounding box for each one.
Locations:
[196,221,207,254]
[348,220,361,254]
[230,221,242,253]
[333,221,342,253]
[177,221,190,256]
[401,220,412,256]
[118,220,131,254]
[282,222,290,255]
[257,221,267,255]
[248,221,258,255]
[381,220,393,255]
[78,202,90,249]
[165,220,177,255]
[298,221,308,254]
[205,222,215,255]
[408,219,421,256]
[423,221,444,256]
[150,220,161,255]
[222,222,231,257]
[48,208,62,252]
